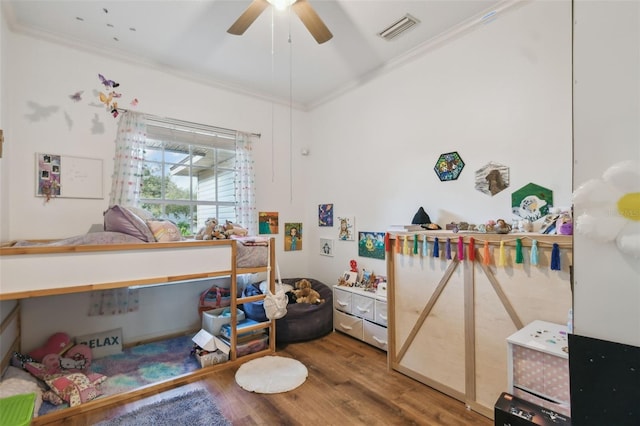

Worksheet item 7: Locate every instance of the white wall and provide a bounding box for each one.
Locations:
[573,1,640,346]
[306,0,573,285]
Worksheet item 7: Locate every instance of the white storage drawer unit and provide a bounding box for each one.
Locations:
[507,320,571,417]
[333,285,387,351]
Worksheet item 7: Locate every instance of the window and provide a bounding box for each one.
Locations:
[139,118,237,236]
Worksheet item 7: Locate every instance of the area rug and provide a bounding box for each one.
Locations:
[235,355,307,394]
[39,334,200,415]
[95,389,231,426]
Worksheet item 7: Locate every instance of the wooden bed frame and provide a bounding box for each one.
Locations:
[0,238,276,425]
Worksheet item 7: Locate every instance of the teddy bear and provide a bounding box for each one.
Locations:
[195,218,218,240]
[293,279,324,304]
[222,220,249,237]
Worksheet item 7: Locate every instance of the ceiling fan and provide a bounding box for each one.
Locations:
[227,0,333,44]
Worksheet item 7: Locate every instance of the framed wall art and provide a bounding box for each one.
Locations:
[434,151,465,182]
[337,216,355,241]
[475,161,510,196]
[512,182,553,221]
[259,211,279,234]
[318,203,334,227]
[358,231,386,260]
[320,238,334,256]
[284,222,302,251]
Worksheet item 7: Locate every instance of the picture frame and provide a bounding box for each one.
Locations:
[284,222,302,251]
[511,182,553,221]
[258,211,279,234]
[319,238,334,256]
[434,151,465,182]
[358,231,386,260]
[337,216,355,241]
[341,271,357,286]
[318,203,334,227]
[36,153,61,199]
[474,161,510,196]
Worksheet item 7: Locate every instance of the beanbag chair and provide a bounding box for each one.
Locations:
[242,278,333,344]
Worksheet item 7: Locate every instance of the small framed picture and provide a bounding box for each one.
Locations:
[320,238,334,256]
[318,204,334,227]
[337,216,355,241]
[341,271,357,286]
[358,231,386,260]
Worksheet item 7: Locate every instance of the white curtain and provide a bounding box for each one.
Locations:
[109,111,147,206]
[94,111,145,316]
[235,131,257,235]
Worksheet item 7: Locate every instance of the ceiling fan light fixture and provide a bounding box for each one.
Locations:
[378,14,420,41]
[267,0,297,11]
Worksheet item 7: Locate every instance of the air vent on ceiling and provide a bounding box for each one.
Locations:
[378,14,420,41]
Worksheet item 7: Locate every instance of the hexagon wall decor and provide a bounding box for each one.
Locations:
[475,162,510,196]
[511,182,553,221]
[434,151,465,181]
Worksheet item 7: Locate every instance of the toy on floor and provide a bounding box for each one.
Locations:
[293,279,325,304]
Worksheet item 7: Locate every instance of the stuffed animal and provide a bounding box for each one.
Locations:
[195,218,218,240]
[223,221,249,237]
[42,344,92,374]
[556,213,573,235]
[28,332,74,363]
[293,279,324,304]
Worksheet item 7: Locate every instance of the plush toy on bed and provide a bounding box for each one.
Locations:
[27,332,74,363]
[27,332,92,372]
[195,218,218,240]
[223,221,249,237]
[293,279,325,304]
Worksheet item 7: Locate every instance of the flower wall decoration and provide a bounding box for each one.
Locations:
[573,160,640,258]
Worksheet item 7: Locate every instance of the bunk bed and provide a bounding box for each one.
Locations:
[0,236,277,424]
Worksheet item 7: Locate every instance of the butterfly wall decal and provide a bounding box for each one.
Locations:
[69,91,83,102]
[98,92,113,106]
[98,73,119,89]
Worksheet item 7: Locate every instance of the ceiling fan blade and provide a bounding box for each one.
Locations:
[227,0,270,36]
[292,0,333,44]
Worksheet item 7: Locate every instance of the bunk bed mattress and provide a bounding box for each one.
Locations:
[0,234,268,298]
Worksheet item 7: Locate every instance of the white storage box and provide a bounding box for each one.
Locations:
[202,307,245,336]
[192,329,230,368]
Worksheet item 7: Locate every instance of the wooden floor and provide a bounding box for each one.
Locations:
[44,332,492,425]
